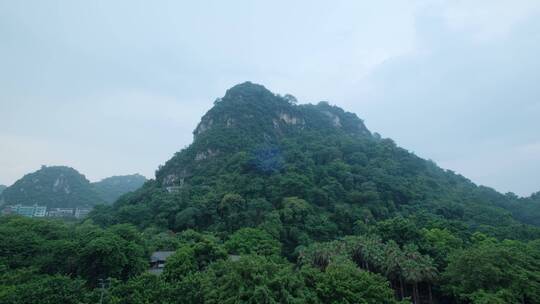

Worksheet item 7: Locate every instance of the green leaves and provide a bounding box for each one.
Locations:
[311,261,398,304]
[443,240,540,303]
[162,246,197,282]
[225,228,281,256]
[0,272,89,304]
[203,255,308,304]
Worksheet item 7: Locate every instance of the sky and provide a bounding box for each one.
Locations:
[1,0,539,196]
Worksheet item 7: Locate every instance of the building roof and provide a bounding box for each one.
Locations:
[229,254,241,262]
[150,251,175,263]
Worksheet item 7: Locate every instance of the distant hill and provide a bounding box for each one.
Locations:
[0,185,6,195]
[92,174,147,203]
[1,166,147,208]
[506,191,540,226]
[1,166,103,208]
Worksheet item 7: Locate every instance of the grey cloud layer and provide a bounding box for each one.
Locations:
[0,0,538,196]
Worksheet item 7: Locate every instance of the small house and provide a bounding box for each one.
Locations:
[149,251,175,275]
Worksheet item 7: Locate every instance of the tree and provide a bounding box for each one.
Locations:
[420,228,462,268]
[218,193,247,232]
[162,246,197,282]
[77,227,148,285]
[108,273,172,304]
[225,228,282,256]
[0,272,89,304]
[307,260,400,304]
[202,255,310,304]
[443,240,540,303]
[376,217,421,246]
[178,230,227,270]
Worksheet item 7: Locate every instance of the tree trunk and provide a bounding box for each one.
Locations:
[399,277,405,300]
[428,283,433,304]
[413,283,420,304]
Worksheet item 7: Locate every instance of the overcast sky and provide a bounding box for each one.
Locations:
[1,0,539,196]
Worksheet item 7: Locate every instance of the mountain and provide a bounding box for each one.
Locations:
[1,166,147,208]
[4,82,540,304]
[0,185,6,195]
[92,174,147,203]
[2,166,103,208]
[99,82,539,243]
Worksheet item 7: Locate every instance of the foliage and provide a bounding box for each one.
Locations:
[202,255,311,304]
[2,82,540,303]
[443,239,540,303]
[306,261,400,304]
[0,270,90,304]
[92,174,147,203]
[225,227,282,256]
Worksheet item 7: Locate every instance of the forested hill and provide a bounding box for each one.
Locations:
[0,185,6,195]
[101,82,538,238]
[92,174,147,203]
[68,82,540,303]
[1,166,146,208]
[2,82,539,303]
[1,166,104,208]
[507,191,540,226]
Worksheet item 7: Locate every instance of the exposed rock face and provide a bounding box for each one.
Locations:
[323,111,342,127]
[53,175,71,194]
[194,118,214,137]
[278,112,304,125]
[163,174,179,186]
[162,169,190,187]
[195,149,219,161]
[155,82,373,187]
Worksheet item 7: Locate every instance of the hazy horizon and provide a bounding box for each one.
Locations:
[2,1,539,196]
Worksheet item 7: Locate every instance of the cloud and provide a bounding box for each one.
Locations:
[439,141,540,196]
[0,134,70,186]
[340,1,540,196]
[0,1,539,195]
[0,89,210,184]
[428,0,540,41]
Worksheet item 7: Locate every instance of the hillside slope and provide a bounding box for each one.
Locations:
[98,82,539,244]
[5,82,538,304]
[92,174,147,203]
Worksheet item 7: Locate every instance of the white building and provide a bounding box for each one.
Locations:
[11,204,47,218]
[74,208,91,218]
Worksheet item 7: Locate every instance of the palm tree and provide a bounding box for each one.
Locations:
[382,241,406,300]
[401,244,439,304]
[402,244,424,304]
[418,255,438,304]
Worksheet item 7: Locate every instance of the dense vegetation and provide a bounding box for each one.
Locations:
[1,167,146,208]
[1,82,539,303]
[501,191,540,226]
[93,174,147,203]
